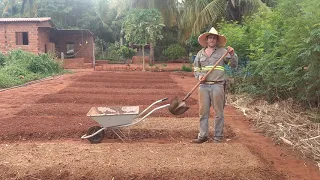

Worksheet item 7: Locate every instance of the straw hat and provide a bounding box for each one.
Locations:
[198,27,227,47]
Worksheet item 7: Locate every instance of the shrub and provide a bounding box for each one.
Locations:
[27,54,62,75]
[117,46,136,59]
[106,42,120,60]
[0,66,37,88]
[163,44,187,60]
[4,66,29,77]
[0,49,64,88]
[0,73,18,88]
[106,50,120,61]
[6,49,34,66]
[0,52,5,67]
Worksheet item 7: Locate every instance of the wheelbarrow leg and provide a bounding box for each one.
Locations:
[111,128,126,142]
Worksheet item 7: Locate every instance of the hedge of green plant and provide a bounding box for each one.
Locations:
[0,49,64,88]
[163,44,187,60]
[219,0,320,107]
[103,42,136,61]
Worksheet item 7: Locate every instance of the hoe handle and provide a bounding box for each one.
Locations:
[182,51,229,101]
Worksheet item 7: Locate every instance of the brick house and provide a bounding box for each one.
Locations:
[0,17,95,68]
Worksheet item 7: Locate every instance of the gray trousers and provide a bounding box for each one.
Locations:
[197,83,225,141]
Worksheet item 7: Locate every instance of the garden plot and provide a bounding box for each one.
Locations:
[0,70,319,180]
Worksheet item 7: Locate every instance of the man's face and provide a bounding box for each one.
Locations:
[206,35,218,48]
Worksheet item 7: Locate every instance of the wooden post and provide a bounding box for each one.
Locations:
[93,42,96,70]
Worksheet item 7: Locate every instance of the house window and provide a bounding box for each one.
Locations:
[16,32,29,45]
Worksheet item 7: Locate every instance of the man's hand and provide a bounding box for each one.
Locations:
[199,76,205,83]
[227,46,235,56]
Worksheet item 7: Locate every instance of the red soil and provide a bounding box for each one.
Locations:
[0,70,319,180]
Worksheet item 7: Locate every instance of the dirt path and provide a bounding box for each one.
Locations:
[0,70,319,179]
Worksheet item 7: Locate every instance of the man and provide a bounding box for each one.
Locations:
[193,27,238,143]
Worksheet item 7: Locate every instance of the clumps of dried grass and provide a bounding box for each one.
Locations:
[227,94,320,170]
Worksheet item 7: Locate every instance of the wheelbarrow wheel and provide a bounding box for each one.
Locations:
[87,126,105,144]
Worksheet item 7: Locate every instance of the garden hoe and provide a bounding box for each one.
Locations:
[168,51,229,115]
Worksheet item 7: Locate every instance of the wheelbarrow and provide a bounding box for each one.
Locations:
[81,98,170,143]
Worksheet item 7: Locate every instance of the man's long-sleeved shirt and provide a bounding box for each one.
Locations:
[193,47,238,82]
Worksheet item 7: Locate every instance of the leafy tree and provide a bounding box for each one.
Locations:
[111,0,179,62]
[113,0,179,28]
[124,8,164,70]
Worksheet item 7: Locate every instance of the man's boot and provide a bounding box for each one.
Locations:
[192,137,208,144]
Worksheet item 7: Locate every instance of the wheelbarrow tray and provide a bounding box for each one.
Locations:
[87,106,139,128]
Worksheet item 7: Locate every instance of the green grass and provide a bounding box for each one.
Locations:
[181,64,192,72]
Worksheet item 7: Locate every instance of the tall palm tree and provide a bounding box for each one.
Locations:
[179,0,268,42]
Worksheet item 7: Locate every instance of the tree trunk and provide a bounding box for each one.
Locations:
[149,43,154,65]
[120,37,123,46]
[120,28,124,46]
[142,45,146,71]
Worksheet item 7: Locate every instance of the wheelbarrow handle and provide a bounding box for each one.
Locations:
[160,97,168,102]
[182,51,229,101]
[137,97,168,118]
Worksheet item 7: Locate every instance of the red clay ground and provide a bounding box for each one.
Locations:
[0,70,319,179]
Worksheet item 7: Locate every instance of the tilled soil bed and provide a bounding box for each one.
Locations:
[69,82,178,89]
[36,93,193,105]
[57,88,182,95]
[0,70,319,180]
[16,103,199,117]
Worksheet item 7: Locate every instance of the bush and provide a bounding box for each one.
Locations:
[117,46,136,59]
[105,42,120,60]
[4,66,29,77]
[27,54,62,74]
[104,43,136,61]
[6,49,34,66]
[0,66,38,88]
[106,50,120,61]
[0,52,5,67]
[163,44,187,60]
[0,73,19,88]
[0,49,64,88]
